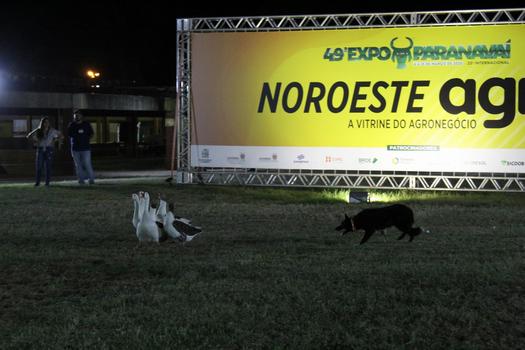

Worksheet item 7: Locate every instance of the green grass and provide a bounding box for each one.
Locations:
[1,182,524,349]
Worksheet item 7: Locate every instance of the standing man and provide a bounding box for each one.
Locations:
[67,110,95,185]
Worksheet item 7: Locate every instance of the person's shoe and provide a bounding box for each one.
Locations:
[34,183,40,187]
[79,181,86,185]
[89,180,95,185]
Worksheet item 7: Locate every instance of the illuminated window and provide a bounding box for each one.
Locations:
[107,117,127,143]
[84,117,104,144]
[13,119,28,138]
[108,123,120,142]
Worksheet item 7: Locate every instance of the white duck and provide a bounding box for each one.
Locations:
[135,192,163,242]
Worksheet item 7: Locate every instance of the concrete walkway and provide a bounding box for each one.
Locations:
[0,169,175,184]
[97,169,173,178]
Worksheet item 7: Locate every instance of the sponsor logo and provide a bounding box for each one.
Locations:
[259,153,278,162]
[293,154,309,164]
[464,160,487,166]
[358,157,379,164]
[501,160,525,166]
[227,152,246,164]
[198,148,212,163]
[325,156,343,164]
[392,157,414,165]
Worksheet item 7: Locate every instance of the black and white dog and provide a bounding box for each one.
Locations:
[335,204,423,244]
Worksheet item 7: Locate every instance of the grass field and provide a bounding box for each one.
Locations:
[1,180,524,349]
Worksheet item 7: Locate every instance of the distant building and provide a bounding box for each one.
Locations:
[0,90,175,178]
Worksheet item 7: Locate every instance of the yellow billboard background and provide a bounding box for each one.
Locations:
[191,24,525,149]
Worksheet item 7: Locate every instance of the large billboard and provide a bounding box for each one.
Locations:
[190,24,525,173]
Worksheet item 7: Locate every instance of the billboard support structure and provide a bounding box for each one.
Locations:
[175,19,192,183]
[176,8,525,191]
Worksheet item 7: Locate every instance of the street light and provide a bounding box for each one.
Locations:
[86,69,100,79]
[85,69,101,89]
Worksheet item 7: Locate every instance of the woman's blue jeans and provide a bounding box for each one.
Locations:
[35,147,54,186]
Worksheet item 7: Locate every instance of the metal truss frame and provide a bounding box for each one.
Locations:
[176,8,525,192]
[191,169,525,192]
[176,20,192,173]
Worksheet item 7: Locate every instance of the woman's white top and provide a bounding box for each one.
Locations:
[34,128,60,148]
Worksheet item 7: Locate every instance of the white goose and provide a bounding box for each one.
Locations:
[135,192,163,242]
[155,194,168,221]
[132,193,142,229]
[168,202,195,226]
[167,211,202,242]
[157,198,201,242]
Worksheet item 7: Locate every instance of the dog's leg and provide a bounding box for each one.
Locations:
[360,230,375,245]
[397,232,406,240]
[408,227,422,242]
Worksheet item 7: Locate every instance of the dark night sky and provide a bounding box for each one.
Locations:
[0,1,523,87]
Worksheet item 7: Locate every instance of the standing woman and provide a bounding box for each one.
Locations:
[27,117,64,186]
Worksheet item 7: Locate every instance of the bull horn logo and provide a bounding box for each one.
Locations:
[390,37,414,69]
